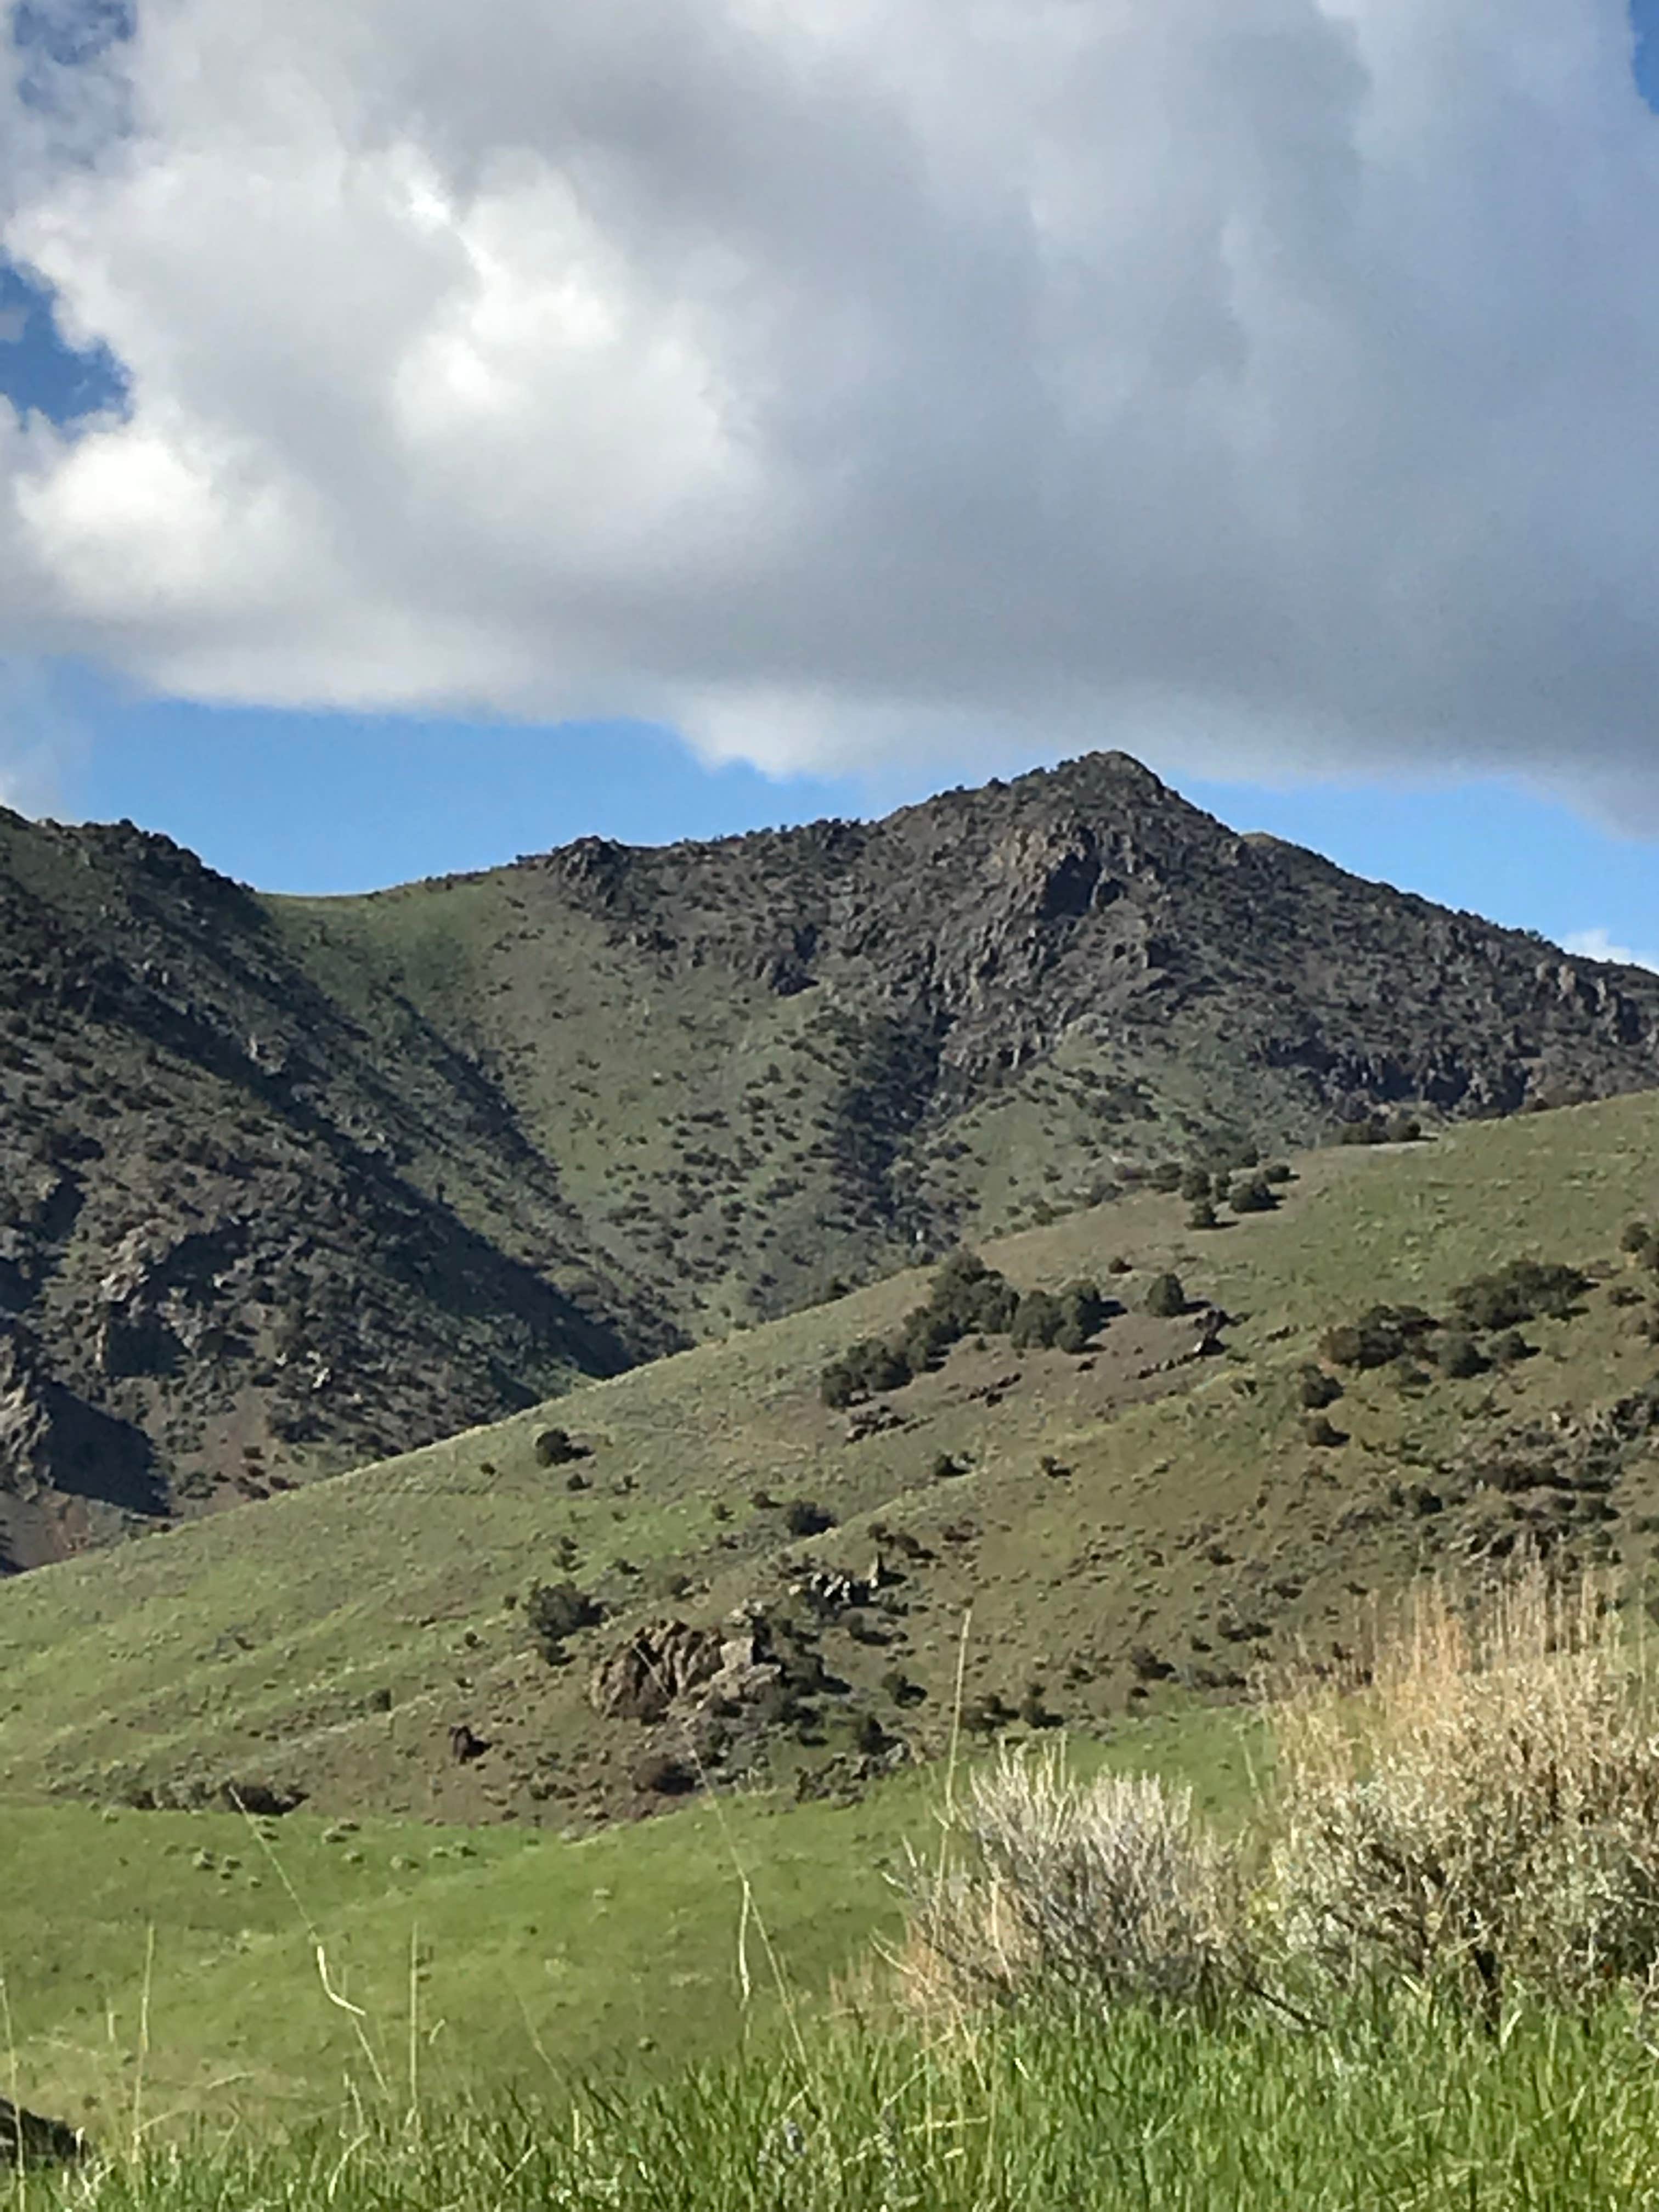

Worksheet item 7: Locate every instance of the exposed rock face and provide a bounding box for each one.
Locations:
[589,1617,782,1724]
[5,750,1659,1566]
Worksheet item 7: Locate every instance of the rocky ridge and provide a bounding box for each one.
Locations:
[3,751,1659,1565]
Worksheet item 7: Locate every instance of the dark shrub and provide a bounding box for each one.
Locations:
[1337,1114,1386,1146]
[962,1690,1017,1735]
[1056,1281,1107,1352]
[1107,1255,1132,1274]
[1323,1304,1438,1370]
[1181,1167,1212,1202]
[900,1307,959,1373]
[1144,1272,1186,1318]
[783,1498,836,1538]
[633,1753,697,1796]
[929,1249,1019,1336]
[1303,1414,1345,1448]
[1150,1161,1185,1193]
[1228,1176,1277,1214]
[820,1360,858,1410]
[1299,1366,1343,1410]
[534,1426,582,1468]
[1011,1290,1066,1350]
[1435,1331,1487,1379]
[1263,1161,1294,1184]
[1187,1199,1219,1231]
[1489,1330,1532,1364]
[1450,1260,1588,1332]
[1384,1111,1424,1143]
[930,1452,962,1481]
[525,1580,603,1661]
[1129,1644,1176,1681]
[1621,1221,1655,1260]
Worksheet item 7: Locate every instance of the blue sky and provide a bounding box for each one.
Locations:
[1,0,1657,975]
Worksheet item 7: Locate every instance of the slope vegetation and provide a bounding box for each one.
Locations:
[7,1093,1659,1836]
[6,751,1659,1558]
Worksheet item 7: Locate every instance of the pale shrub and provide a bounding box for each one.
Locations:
[900,1742,1248,2023]
[1266,1557,1659,2017]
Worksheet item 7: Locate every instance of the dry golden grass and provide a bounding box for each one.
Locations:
[1263,1554,1659,2017]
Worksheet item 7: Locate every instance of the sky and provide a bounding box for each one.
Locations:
[0,1,1657,969]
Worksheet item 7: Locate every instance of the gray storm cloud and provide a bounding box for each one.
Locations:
[1,0,1656,800]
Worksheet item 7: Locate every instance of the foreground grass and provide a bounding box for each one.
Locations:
[29,1993,1659,2211]
[0,1703,1261,2130]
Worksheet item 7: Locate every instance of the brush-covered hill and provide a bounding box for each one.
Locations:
[6,748,1659,1562]
[8,1091,1659,1833]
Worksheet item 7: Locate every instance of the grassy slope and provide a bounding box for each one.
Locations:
[7,1092,1659,1822]
[2,1706,1259,2133]
[11,1092,1659,2125]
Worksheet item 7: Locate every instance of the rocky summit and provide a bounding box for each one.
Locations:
[3,748,1657,1566]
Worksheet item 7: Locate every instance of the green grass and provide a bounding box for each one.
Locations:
[13,1090,1659,1834]
[0,1708,1260,2131]
[27,1993,1659,2209]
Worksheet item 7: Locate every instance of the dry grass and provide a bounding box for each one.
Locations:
[899,1556,1659,2038]
[1266,1554,1659,2017]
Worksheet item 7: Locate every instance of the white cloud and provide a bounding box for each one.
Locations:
[1561,928,1659,974]
[1,0,1659,800]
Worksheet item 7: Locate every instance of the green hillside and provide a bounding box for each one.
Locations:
[8,1093,1659,1830]
[9,1090,1659,2139]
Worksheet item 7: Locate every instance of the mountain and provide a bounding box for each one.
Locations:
[3,748,1658,1562]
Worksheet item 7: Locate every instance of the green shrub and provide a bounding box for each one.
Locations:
[1435,1331,1487,1379]
[533,1426,581,1468]
[524,1581,603,1661]
[1450,1260,1588,1332]
[1297,1367,1342,1410]
[1011,1290,1065,1350]
[1263,1161,1294,1184]
[1323,1304,1438,1370]
[1228,1177,1276,1214]
[1144,1272,1187,1318]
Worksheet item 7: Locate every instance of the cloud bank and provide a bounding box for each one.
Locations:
[2,0,1658,802]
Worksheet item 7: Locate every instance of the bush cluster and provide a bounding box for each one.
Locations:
[821,1250,1107,1407]
[1449,1259,1587,1332]
[1336,1110,1424,1146]
[1322,1303,1437,1370]
[904,1559,1659,2038]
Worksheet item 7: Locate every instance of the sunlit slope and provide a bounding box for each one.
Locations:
[5,1093,1659,1825]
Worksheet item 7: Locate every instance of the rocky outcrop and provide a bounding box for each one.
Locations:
[589,1615,783,1725]
[5,749,1659,1570]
